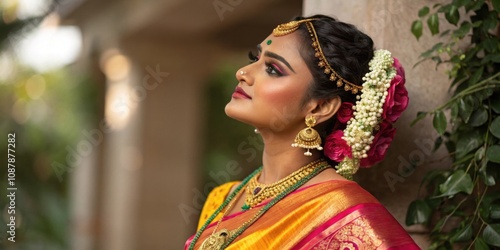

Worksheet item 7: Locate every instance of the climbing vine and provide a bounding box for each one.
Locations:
[406,0,500,249]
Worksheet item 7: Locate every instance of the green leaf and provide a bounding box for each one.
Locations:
[486,145,500,163]
[453,21,472,38]
[468,66,484,86]
[438,170,473,197]
[433,111,447,135]
[480,166,496,186]
[434,136,443,152]
[475,88,494,102]
[484,193,500,208]
[492,97,500,114]
[453,0,471,8]
[476,146,486,161]
[456,130,483,158]
[445,5,460,25]
[431,56,442,64]
[493,0,500,12]
[427,13,440,35]
[490,117,500,139]
[472,20,483,27]
[483,224,500,247]
[482,38,498,53]
[481,53,500,64]
[418,6,430,17]
[491,204,500,219]
[451,224,473,242]
[469,107,488,127]
[466,0,485,11]
[406,200,432,226]
[483,12,499,31]
[412,20,423,40]
[459,97,474,123]
[474,237,490,250]
[479,157,495,186]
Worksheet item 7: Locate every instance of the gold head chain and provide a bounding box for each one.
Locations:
[272,19,362,94]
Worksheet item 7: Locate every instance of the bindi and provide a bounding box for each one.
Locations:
[266,39,272,45]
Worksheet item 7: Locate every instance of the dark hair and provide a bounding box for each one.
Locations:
[295,14,374,105]
[293,15,374,155]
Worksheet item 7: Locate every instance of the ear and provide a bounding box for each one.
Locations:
[307,96,342,124]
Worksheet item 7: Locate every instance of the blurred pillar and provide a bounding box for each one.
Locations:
[303,0,452,248]
[99,51,143,250]
[70,136,99,250]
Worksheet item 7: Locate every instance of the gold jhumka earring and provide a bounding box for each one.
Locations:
[292,116,323,156]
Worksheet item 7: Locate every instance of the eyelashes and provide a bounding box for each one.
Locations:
[248,51,259,63]
[247,51,284,77]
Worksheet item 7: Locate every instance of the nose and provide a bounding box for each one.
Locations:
[235,65,253,86]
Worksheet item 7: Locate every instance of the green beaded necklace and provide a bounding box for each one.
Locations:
[187,167,261,250]
[188,161,330,250]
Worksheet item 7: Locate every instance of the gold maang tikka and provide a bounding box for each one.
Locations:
[272,19,362,94]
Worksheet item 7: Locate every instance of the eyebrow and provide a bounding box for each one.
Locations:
[257,44,296,73]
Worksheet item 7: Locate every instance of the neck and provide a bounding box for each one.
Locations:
[257,129,323,184]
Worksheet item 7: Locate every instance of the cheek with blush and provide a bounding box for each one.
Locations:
[253,81,308,130]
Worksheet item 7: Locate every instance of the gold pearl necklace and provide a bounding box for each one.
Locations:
[242,159,327,210]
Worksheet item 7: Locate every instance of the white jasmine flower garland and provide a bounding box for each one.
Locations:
[336,50,396,179]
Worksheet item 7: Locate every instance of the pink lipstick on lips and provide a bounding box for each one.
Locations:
[232,86,252,99]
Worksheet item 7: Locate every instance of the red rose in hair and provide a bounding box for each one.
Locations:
[324,130,352,162]
[360,121,396,167]
[382,58,409,123]
[337,102,354,124]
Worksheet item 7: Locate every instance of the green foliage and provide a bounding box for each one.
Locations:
[0,65,98,249]
[407,0,500,249]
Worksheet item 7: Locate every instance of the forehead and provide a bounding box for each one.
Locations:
[258,32,304,58]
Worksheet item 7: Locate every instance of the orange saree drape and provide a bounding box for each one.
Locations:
[185,180,420,249]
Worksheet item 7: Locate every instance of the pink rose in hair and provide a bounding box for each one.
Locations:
[324,130,352,162]
[360,121,396,167]
[337,102,354,124]
[382,58,409,123]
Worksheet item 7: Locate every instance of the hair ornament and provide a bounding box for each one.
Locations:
[331,50,407,180]
[273,19,362,94]
[272,19,317,37]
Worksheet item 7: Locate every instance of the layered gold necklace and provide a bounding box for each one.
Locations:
[194,159,330,250]
[242,159,327,210]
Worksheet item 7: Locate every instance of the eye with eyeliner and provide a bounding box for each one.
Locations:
[248,51,285,77]
[266,63,284,76]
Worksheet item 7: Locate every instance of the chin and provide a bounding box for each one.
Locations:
[224,102,254,126]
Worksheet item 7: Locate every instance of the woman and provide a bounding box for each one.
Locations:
[185,15,419,249]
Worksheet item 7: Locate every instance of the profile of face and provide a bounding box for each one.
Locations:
[224,32,316,134]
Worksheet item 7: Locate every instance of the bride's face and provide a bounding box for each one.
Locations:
[225,32,314,133]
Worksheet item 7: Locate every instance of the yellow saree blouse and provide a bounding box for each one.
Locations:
[186,180,420,249]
